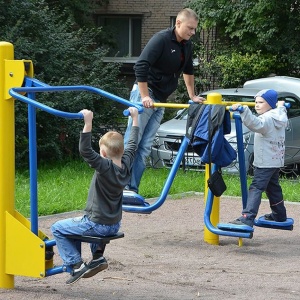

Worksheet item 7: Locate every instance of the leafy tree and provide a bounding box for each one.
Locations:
[185,0,300,88]
[0,0,129,167]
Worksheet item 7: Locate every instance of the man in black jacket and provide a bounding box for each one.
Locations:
[124,8,204,193]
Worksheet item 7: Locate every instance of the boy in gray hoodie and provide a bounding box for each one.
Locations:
[230,89,288,227]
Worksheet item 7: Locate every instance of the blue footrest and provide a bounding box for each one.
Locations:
[122,191,150,207]
[217,223,254,233]
[254,216,294,230]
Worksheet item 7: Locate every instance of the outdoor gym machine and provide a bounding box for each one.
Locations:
[0,41,294,290]
[0,41,143,289]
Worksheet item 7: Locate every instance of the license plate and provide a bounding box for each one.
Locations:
[170,155,202,166]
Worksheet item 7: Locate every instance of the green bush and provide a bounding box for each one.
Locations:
[214,51,280,88]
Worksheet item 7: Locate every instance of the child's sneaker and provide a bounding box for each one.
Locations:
[82,256,108,279]
[229,217,253,227]
[264,213,286,222]
[264,213,275,221]
[66,261,89,285]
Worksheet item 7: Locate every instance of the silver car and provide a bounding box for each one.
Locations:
[244,76,300,98]
[150,87,300,175]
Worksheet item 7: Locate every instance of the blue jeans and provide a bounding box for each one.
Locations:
[240,167,286,226]
[124,84,165,193]
[51,215,120,266]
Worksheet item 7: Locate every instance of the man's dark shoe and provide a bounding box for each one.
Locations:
[66,262,89,285]
[83,256,108,279]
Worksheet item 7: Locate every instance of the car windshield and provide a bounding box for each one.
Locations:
[222,95,254,103]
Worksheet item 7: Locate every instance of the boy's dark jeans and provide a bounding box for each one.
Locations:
[241,167,287,225]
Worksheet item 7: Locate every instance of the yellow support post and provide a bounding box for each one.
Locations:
[203,93,222,245]
[0,41,15,289]
[0,42,50,289]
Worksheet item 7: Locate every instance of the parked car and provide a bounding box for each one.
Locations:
[150,87,300,175]
[244,76,300,98]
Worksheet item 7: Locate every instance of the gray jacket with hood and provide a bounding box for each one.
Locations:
[240,106,288,168]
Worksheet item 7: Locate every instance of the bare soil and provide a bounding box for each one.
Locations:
[1,194,299,300]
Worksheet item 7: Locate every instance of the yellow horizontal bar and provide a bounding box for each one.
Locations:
[222,101,255,107]
[153,101,255,109]
[153,103,190,108]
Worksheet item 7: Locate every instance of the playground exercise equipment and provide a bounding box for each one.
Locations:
[0,41,145,289]
[46,232,125,276]
[123,97,294,245]
[0,41,294,289]
[216,105,294,238]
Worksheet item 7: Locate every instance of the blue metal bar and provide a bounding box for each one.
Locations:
[9,80,143,239]
[233,113,248,208]
[10,90,85,119]
[44,239,56,248]
[10,84,143,114]
[122,136,190,213]
[24,78,56,235]
[24,76,51,88]
[203,164,252,238]
[28,101,39,234]
[45,266,66,277]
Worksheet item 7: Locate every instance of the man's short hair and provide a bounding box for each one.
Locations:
[177,8,199,22]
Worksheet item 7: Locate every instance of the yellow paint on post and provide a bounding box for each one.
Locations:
[4,60,27,100]
[0,41,15,289]
[205,92,222,104]
[203,93,222,245]
[6,211,52,278]
[204,163,220,245]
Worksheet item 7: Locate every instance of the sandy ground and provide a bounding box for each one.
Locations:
[0,193,300,300]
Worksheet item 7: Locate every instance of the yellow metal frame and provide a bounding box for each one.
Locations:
[0,42,47,289]
[0,41,256,290]
[0,41,15,289]
[202,93,222,245]
[6,211,53,278]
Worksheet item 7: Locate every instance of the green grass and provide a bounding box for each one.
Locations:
[15,161,300,217]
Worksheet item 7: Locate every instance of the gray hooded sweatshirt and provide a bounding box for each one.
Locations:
[240,106,288,168]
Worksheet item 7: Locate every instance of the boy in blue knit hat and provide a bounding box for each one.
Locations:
[229,89,288,227]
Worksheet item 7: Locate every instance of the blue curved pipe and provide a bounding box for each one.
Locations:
[203,164,252,238]
[233,113,248,208]
[10,84,144,114]
[122,136,190,213]
[9,80,143,235]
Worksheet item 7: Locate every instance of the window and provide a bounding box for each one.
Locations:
[170,16,176,27]
[97,16,142,57]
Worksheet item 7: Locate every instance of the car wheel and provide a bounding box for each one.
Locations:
[280,163,299,177]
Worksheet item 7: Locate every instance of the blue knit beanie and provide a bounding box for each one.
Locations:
[255,89,278,109]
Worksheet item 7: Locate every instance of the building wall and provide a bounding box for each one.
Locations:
[94,0,187,49]
[92,1,220,90]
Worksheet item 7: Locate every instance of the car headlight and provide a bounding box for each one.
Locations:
[152,134,160,148]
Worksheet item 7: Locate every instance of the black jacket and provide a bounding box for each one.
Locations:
[134,27,194,102]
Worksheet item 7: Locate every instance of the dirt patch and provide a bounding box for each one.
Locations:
[1,194,300,300]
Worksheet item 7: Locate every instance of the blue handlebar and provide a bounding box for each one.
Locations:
[123,105,144,116]
[228,106,245,113]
